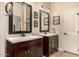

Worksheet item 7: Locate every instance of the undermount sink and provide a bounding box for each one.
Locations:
[38,33,58,37]
[6,35,43,43]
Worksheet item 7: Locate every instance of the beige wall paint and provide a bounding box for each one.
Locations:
[0,2,51,56]
[0,2,6,56]
[52,2,79,9]
[1,2,79,56]
[28,2,50,34]
[50,2,79,51]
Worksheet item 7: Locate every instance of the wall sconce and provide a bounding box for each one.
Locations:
[41,5,50,12]
[77,9,79,15]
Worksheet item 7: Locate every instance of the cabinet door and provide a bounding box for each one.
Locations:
[55,36,58,50]
[31,46,37,57]
[49,37,52,54]
[49,36,58,53]
[36,47,43,57]
[6,47,14,57]
[28,47,34,57]
[51,35,58,51]
[51,37,55,49]
[14,47,30,57]
[15,50,29,57]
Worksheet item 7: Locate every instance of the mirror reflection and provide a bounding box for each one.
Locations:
[40,10,49,32]
[9,2,32,34]
[13,2,31,32]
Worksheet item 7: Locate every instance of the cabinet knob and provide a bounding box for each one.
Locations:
[28,50,30,53]
[25,51,27,54]
[39,48,41,50]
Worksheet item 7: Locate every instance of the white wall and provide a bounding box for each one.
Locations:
[50,2,79,51]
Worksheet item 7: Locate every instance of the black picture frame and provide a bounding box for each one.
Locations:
[34,20,38,27]
[9,2,32,34]
[53,16,60,25]
[34,11,38,19]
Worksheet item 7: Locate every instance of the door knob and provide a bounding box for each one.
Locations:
[64,33,67,35]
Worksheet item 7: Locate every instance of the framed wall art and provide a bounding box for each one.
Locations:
[34,20,38,27]
[53,16,60,25]
[34,11,38,19]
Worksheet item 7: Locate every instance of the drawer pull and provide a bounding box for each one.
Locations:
[28,50,30,53]
[25,51,27,54]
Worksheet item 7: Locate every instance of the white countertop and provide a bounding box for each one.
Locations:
[38,33,58,37]
[6,35,43,43]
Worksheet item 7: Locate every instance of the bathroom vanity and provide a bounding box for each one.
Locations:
[39,9,58,56]
[39,33,58,57]
[6,2,58,57]
[6,35,43,57]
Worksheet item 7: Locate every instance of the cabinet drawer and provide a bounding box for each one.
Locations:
[14,42,26,47]
[14,43,29,52]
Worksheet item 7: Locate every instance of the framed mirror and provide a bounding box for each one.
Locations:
[8,2,32,34]
[39,10,49,32]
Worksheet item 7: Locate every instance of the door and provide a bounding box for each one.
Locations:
[62,9,78,53]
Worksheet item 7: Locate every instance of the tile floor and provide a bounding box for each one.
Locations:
[50,51,79,57]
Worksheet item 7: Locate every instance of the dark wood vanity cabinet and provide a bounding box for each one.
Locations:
[6,38,43,57]
[43,35,59,57]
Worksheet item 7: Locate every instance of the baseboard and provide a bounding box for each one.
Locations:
[58,48,64,51]
[0,54,5,57]
[64,51,79,56]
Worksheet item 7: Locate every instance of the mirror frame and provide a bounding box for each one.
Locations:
[39,10,49,32]
[9,2,32,34]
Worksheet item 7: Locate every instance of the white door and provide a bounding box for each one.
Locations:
[62,9,78,53]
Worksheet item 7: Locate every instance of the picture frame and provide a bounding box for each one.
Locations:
[34,20,38,27]
[53,16,60,25]
[34,11,38,19]
[44,18,48,25]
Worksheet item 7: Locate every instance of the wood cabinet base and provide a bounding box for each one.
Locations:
[6,38,43,57]
[43,35,59,57]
